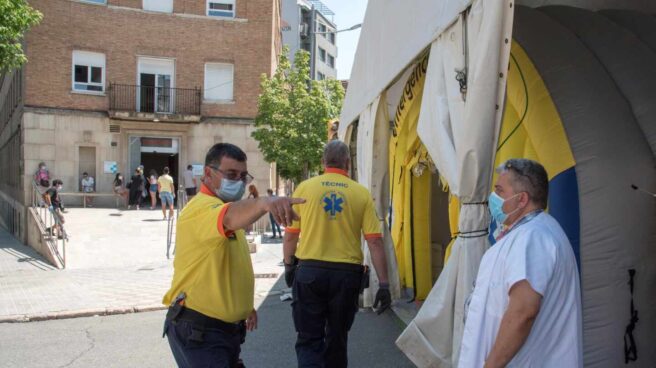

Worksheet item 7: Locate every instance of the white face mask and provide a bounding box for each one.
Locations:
[57,185,63,191]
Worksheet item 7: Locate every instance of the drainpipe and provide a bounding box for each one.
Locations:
[310,8,316,79]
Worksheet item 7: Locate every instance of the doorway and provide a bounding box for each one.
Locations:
[78,146,96,191]
[129,136,180,205]
[141,152,179,190]
[137,57,174,113]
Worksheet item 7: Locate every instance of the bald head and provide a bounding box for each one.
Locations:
[323,140,350,170]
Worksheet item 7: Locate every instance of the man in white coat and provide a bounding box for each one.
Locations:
[458,158,582,368]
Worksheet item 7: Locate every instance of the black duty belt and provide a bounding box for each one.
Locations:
[174,306,244,335]
[298,259,364,273]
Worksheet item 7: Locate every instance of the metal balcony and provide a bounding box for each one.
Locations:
[108,83,201,122]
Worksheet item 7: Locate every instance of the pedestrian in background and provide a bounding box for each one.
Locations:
[81,172,95,207]
[247,184,259,199]
[162,143,304,368]
[43,179,65,239]
[128,168,144,210]
[283,140,391,368]
[183,164,197,199]
[247,184,260,233]
[34,162,50,196]
[113,173,128,206]
[157,167,175,220]
[148,169,158,210]
[458,158,582,367]
[267,188,282,239]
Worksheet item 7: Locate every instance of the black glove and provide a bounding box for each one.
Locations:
[373,283,391,315]
[284,256,298,287]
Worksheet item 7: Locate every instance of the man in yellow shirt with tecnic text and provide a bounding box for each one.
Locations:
[283,140,391,367]
[163,143,304,368]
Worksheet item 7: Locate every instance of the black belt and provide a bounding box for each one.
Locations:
[298,259,364,273]
[174,307,244,334]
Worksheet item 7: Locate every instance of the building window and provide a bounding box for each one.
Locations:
[80,0,106,4]
[317,23,326,37]
[207,0,235,18]
[317,72,325,80]
[72,51,105,93]
[327,54,334,68]
[143,0,173,13]
[318,47,326,63]
[204,63,234,101]
[328,32,335,44]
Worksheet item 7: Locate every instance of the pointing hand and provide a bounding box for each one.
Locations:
[266,197,305,227]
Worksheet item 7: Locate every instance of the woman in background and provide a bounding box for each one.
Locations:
[128,168,144,210]
[148,169,159,210]
[247,184,259,199]
[113,173,128,207]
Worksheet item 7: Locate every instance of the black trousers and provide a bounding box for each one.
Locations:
[292,264,361,368]
[165,318,243,368]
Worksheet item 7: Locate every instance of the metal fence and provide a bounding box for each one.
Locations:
[109,83,201,115]
[31,181,66,268]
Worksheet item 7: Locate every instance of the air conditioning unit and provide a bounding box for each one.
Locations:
[300,23,309,38]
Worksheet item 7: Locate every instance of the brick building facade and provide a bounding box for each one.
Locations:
[0,0,283,242]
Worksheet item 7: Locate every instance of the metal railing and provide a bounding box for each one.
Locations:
[109,83,202,115]
[176,186,188,218]
[31,181,66,268]
[166,186,189,259]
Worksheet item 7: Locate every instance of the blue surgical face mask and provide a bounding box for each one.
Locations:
[488,191,521,225]
[216,178,245,202]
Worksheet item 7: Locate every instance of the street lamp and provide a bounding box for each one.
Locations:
[313,23,362,35]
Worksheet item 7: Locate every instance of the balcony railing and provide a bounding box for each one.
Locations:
[109,83,201,116]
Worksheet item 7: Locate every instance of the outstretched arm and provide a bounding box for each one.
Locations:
[223,196,306,232]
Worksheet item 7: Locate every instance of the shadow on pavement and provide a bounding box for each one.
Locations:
[0,230,55,271]
[241,276,413,368]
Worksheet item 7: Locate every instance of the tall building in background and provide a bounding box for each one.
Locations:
[0,0,283,242]
[281,0,337,80]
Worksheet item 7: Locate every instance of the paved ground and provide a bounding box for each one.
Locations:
[0,207,414,366]
[0,280,413,368]
[0,208,283,321]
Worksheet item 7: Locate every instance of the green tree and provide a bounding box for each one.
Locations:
[0,0,42,70]
[252,47,345,183]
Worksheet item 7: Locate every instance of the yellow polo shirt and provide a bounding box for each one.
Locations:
[157,174,174,193]
[287,168,382,265]
[162,184,254,323]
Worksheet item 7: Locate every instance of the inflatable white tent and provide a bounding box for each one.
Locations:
[340,1,656,367]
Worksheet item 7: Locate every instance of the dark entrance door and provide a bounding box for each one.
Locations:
[140,152,179,205]
[140,73,155,112]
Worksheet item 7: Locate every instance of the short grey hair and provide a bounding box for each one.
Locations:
[323,140,350,169]
[496,158,549,208]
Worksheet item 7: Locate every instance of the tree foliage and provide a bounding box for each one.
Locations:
[253,46,345,183]
[0,0,42,70]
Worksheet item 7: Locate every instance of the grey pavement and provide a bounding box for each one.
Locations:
[0,208,284,321]
[0,278,413,367]
[0,207,414,366]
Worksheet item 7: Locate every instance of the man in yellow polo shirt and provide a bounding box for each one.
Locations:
[283,140,391,368]
[163,143,304,368]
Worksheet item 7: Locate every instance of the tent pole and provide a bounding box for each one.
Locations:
[409,173,417,303]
